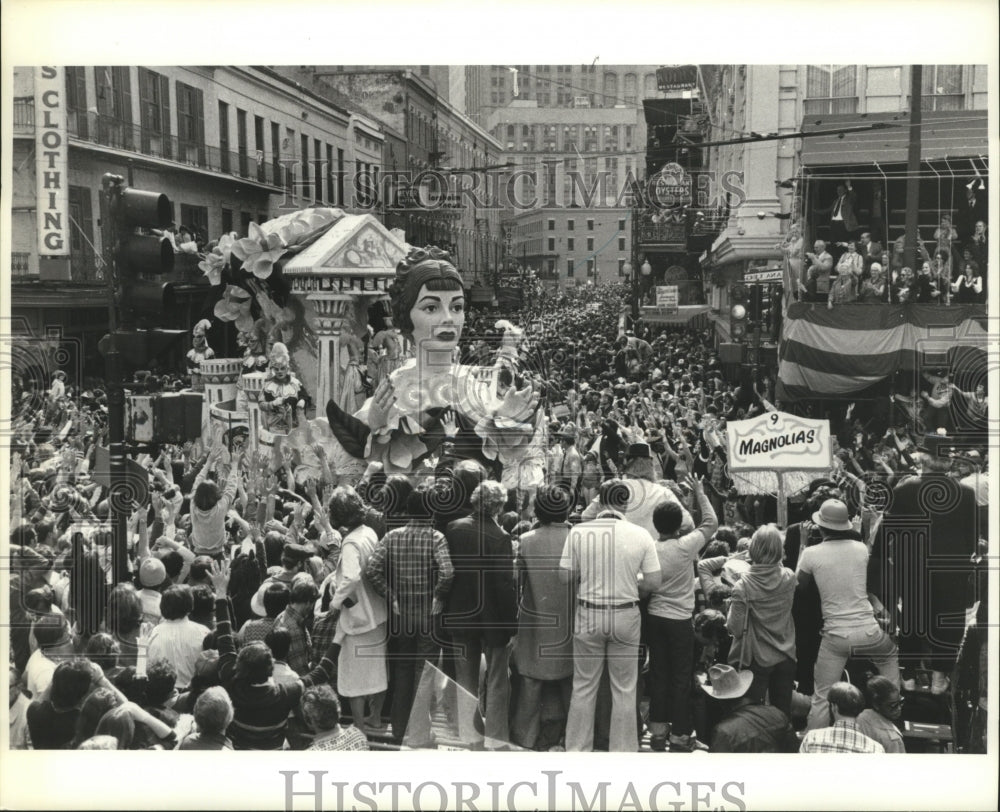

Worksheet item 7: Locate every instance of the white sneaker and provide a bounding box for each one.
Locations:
[930,671,950,695]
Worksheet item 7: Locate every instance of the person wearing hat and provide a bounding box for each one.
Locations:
[580,441,694,541]
[555,422,583,501]
[248,540,315,617]
[796,498,899,731]
[872,429,980,696]
[698,664,798,753]
[138,556,170,626]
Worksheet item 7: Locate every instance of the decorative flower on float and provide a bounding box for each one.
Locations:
[213,284,255,332]
[198,232,238,286]
[474,370,542,468]
[231,222,288,280]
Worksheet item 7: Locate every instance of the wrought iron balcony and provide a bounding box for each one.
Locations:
[11,251,32,276]
[16,97,285,190]
[13,98,34,134]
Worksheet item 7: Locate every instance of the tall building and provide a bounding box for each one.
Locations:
[472,65,659,291]
[10,65,383,375]
[466,64,663,124]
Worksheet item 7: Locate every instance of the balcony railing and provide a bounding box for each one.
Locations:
[13,97,34,133]
[11,251,32,277]
[15,97,284,189]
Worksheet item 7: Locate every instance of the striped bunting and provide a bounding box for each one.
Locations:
[776,303,987,401]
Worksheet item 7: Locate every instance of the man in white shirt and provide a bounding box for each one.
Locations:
[579,443,693,539]
[560,479,662,752]
[145,585,209,691]
[796,499,899,731]
[24,615,75,699]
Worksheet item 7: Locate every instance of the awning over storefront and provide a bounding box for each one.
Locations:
[799,110,988,167]
[640,304,712,327]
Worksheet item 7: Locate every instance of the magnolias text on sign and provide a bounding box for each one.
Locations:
[726,410,832,471]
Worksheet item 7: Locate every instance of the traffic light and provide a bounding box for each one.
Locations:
[748,285,764,324]
[104,174,175,325]
[730,282,748,341]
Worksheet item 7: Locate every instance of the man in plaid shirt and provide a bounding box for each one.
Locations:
[800,682,885,753]
[365,480,454,744]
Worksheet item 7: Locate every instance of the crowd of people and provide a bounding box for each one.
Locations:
[780,181,989,307]
[7,268,989,755]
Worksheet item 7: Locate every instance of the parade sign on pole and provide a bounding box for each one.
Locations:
[655,285,679,312]
[726,411,831,528]
[727,410,831,470]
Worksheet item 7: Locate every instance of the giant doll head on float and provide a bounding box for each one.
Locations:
[388,245,465,366]
[325,245,545,491]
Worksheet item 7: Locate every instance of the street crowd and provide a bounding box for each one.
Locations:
[7,280,989,755]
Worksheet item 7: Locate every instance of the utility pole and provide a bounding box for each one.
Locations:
[100,173,130,586]
[905,66,923,272]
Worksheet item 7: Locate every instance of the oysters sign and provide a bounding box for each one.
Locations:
[726,410,831,471]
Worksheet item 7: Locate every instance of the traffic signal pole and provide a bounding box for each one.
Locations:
[101,173,132,585]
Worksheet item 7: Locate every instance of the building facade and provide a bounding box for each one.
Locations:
[10,65,384,374]
[274,66,504,282]
[505,206,633,290]
[466,64,663,125]
[701,64,989,339]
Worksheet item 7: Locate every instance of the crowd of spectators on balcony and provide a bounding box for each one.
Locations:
[794,180,988,307]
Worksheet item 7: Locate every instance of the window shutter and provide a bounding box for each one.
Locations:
[94,66,112,116]
[138,68,152,131]
[195,86,206,162]
[116,66,133,124]
[160,73,172,157]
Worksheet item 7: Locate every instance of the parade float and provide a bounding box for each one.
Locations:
[187,206,409,482]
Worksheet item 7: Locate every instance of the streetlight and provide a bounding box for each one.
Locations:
[640,259,652,305]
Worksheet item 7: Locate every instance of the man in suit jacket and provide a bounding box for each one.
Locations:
[817,181,858,262]
[956,184,987,242]
[442,480,518,749]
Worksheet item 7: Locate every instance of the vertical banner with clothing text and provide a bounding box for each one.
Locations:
[35,66,70,256]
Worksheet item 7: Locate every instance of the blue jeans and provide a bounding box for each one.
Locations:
[807,624,899,731]
[747,656,797,717]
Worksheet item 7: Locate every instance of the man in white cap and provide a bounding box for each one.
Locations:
[138,557,169,626]
[796,498,899,731]
[698,664,798,753]
[580,442,693,539]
